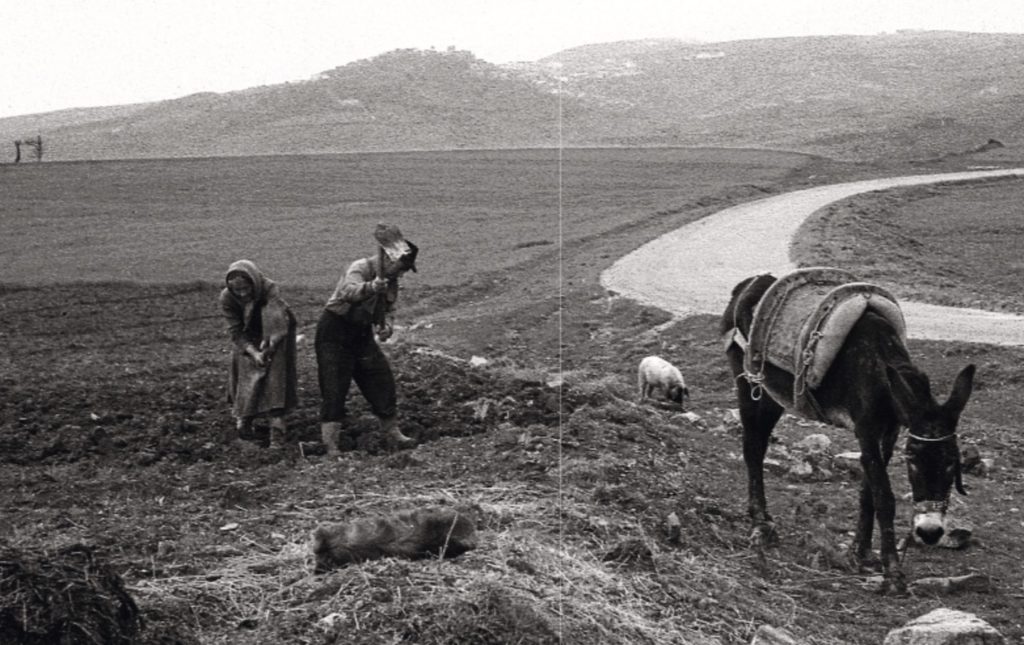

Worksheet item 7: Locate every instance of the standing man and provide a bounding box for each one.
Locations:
[315,224,419,453]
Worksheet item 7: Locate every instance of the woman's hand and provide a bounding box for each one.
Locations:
[246,344,268,368]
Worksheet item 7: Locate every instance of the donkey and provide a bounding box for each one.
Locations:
[722,273,975,594]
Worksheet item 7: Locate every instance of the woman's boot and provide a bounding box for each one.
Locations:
[269,416,288,447]
[230,416,253,443]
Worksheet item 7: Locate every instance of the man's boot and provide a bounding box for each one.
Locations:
[380,415,416,449]
[269,416,288,447]
[321,421,343,456]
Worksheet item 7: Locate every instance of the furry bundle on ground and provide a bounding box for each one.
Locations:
[311,507,478,572]
[0,543,142,645]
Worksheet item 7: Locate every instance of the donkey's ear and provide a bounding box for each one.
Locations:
[945,364,976,415]
[885,365,916,425]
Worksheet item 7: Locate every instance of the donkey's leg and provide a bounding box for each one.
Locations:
[738,384,784,546]
[857,427,906,594]
[854,477,877,569]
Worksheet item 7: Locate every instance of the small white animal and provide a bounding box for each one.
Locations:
[638,356,689,408]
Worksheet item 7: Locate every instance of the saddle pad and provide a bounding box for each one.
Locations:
[746,267,861,376]
[796,283,905,390]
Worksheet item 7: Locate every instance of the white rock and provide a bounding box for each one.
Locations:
[682,411,702,423]
[786,460,814,479]
[318,612,345,630]
[883,608,1004,645]
[795,433,831,453]
[469,355,489,367]
[750,625,801,644]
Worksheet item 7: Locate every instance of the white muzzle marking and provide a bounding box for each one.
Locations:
[913,511,946,543]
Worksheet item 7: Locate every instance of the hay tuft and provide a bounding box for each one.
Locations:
[0,543,141,645]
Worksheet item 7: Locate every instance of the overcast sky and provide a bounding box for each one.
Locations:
[2,0,1023,118]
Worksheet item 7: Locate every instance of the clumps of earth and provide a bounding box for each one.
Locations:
[0,343,597,467]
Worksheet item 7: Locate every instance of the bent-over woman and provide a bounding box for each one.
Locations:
[219,259,298,445]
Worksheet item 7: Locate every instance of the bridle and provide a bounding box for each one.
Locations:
[905,431,967,497]
[912,498,949,514]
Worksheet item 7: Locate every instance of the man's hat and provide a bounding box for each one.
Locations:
[374,223,418,272]
[399,241,418,272]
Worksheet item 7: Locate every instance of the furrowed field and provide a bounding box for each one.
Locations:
[2,147,1024,644]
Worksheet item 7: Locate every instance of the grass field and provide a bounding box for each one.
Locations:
[0,147,811,289]
[3,148,1024,644]
[794,176,1024,314]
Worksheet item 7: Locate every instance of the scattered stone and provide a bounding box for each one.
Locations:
[909,573,992,595]
[763,457,787,475]
[383,450,424,470]
[751,624,802,644]
[832,452,863,479]
[961,444,982,472]
[469,355,489,367]
[603,539,653,566]
[136,450,160,466]
[883,608,1004,644]
[681,411,702,424]
[794,433,831,453]
[156,540,175,558]
[666,511,682,544]
[317,613,344,631]
[786,460,814,480]
[937,524,973,550]
[465,397,496,421]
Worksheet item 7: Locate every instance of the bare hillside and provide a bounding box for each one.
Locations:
[2,32,1023,161]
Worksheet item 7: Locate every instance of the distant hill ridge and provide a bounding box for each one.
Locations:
[2,31,1022,162]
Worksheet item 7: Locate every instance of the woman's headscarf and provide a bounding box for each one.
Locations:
[225,259,271,329]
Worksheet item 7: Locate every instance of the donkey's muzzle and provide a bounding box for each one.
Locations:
[915,523,944,545]
[913,510,946,545]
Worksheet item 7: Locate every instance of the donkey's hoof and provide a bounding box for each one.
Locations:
[749,523,778,548]
[855,552,883,573]
[875,575,909,596]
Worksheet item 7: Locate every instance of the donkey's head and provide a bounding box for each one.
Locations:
[887,364,976,545]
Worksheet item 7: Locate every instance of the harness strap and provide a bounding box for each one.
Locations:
[723,327,748,352]
[907,432,957,443]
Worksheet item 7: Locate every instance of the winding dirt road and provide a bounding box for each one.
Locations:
[601,169,1024,346]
